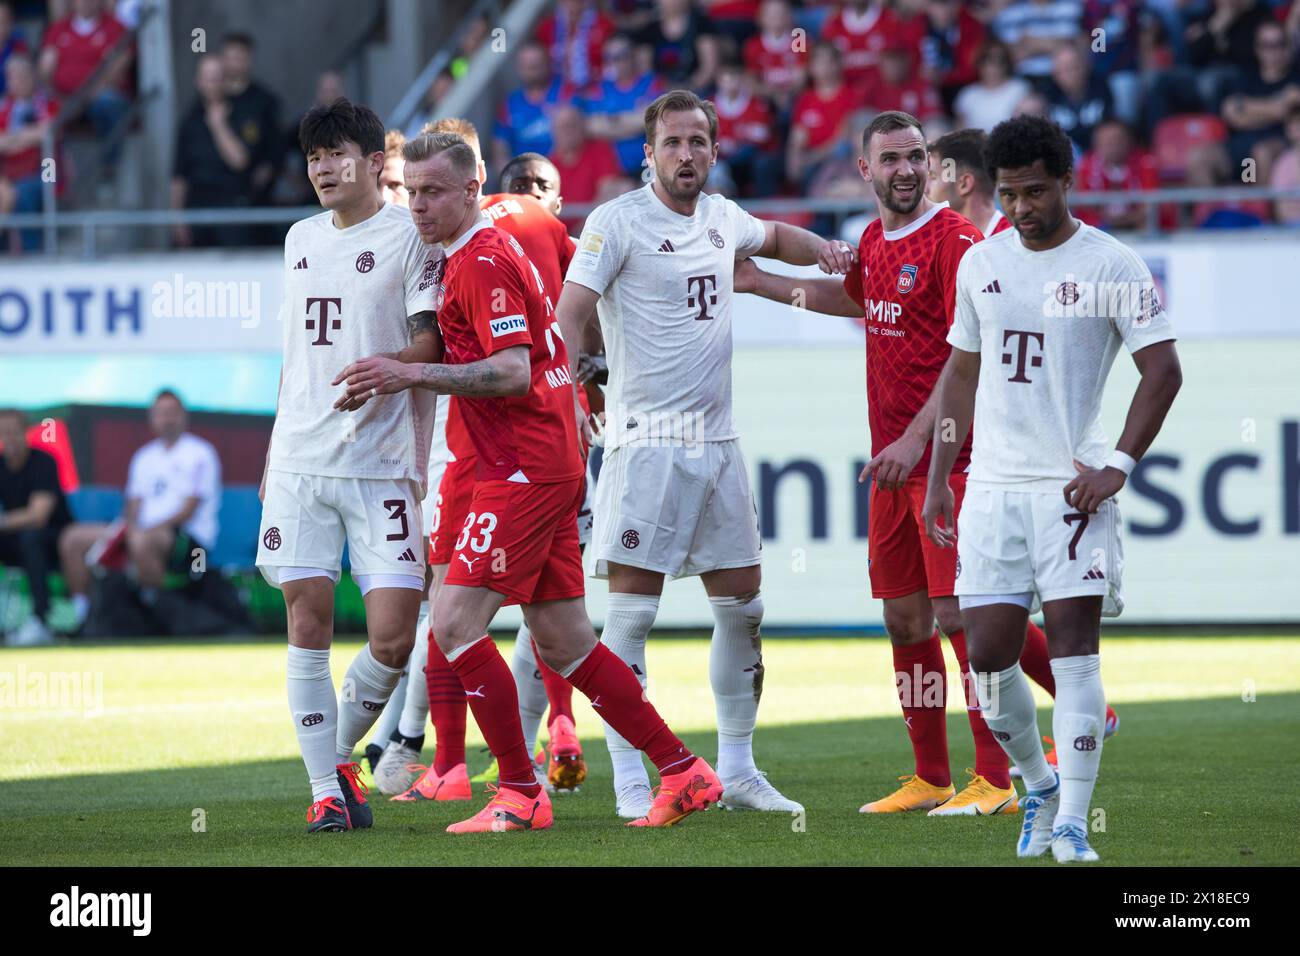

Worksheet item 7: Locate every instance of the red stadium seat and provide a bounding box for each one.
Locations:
[1152,114,1228,183]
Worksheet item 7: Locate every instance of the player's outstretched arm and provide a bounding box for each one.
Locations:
[922,346,980,547]
[1064,340,1183,514]
[751,220,856,274]
[734,258,864,318]
[331,345,531,408]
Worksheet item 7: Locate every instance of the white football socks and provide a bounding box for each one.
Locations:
[286,645,342,802]
[977,662,1056,794]
[397,616,431,740]
[511,622,548,754]
[336,644,404,764]
[599,592,659,792]
[1050,654,1106,832]
[708,592,764,785]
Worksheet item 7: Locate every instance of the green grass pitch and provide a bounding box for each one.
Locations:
[2,635,1297,866]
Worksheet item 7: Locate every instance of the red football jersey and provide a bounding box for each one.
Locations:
[41,13,129,97]
[742,33,807,94]
[716,93,775,155]
[822,7,921,88]
[480,192,574,315]
[793,83,861,150]
[842,204,981,478]
[436,221,583,483]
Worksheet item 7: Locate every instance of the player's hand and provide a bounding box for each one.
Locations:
[575,393,593,447]
[859,433,926,491]
[1063,459,1125,514]
[733,256,761,294]
[817,239,856,276]
[332,356,413,411]
[923,481,957,548]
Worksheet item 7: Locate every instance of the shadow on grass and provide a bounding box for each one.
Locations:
[3,692,1296,867]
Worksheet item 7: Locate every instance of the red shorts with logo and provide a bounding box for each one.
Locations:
[429,457,477,565]
[443,476,586,606]
[868,471,967,600]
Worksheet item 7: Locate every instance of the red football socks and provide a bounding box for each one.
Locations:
[1019,621,1056,696]
[893,633,951,788]
[566,642,692,775]
[532,638,575,727]
[425,629,467,775]
[446,636,539,795]
[946,628,1011,790]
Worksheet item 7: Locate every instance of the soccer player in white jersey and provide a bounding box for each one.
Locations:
[554,89,855,817]
[255,98,442,832]
[922,116,1182,862]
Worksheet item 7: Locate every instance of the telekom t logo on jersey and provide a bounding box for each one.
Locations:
[1001,329,1044,383]
[305,297,342,346]
[687,274,718,321]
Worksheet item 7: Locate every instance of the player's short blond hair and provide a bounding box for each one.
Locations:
[422,117,480,158]
[384,129,406,159]
[402,130,478,181]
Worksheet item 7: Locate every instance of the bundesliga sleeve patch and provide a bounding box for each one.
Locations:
[581,232,604,254]
[490,315,528,338]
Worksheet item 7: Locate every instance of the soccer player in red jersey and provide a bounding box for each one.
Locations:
[336,130,724,831]
[737,110,1115,814]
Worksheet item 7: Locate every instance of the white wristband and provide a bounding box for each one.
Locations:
[1106,450,1137,476]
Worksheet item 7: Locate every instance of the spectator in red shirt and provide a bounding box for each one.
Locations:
[788,41,864,189]
[860,40,944,122]
[1075,118,1167,231]
[822,0,920,90]
[714,57,782,196]
[0,1,30,98]
[37,0,132,147]
[548,103,627,226]
[536,0,616,90]
[743,0,808,114]
[0,51,58,251]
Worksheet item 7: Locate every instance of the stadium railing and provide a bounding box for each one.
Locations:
[4,186,1300,257]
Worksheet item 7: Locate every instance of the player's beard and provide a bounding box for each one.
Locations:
[658,162,708,203]
[874,173,924,216]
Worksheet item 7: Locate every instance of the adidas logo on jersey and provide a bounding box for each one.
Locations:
[658,239,675,252]
[981,280,1002,293]
[1083,566,1106,581]
[397,548,417,563]
[293,257,308,270]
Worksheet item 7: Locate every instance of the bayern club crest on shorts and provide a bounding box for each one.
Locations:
[897,263,918,294]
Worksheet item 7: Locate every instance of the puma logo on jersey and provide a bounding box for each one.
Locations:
[477,255,497,266]
[466,684,487,698]
[957,234,976,245]
[396,548,417,562]
[589,695,603,709]
[457,553,480,572]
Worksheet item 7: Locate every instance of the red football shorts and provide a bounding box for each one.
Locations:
[429,457,476,565]
[868,471,967,600]
[443,476,586,606]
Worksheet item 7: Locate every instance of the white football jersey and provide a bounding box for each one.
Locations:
[126,433,221,546]
[269,203,440,494]
[948,221,1176,492]
[566,181,767,452]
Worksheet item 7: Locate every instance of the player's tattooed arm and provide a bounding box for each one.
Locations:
[414,345,531,398]
[734,258,863,317]
[396,312,443,364]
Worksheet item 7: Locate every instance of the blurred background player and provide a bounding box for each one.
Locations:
[379,128,409,207]
[556,89,854,819]
[255,98,441,833]
[379,119,591,802]
[926,127,1012,237]
[500,151,564,217]
[736,111,1116,815]
[924,115,1181,862]
[337,129,725,831]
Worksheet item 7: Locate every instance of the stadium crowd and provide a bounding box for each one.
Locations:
[4,0,1300,254]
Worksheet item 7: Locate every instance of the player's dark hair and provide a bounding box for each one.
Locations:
[153,389,183,406]
[500,152,558,192]
[863,110,925,154]
[219,31,255,51]
[930,128,994,195]
[298,97,385,159]
[985,115,1074,181]
[644,89,718,146]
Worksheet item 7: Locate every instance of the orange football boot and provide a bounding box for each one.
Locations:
[391,762,472,802]
[859,774,955,813]
[627,757,724,827]
[446,783,553,833]
[547,715,587,791]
